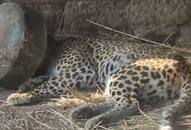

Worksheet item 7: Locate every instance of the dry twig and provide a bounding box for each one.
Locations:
[86,20,191,54]
[0,100,8,104]
[121,120,129,130]
[91,120,103,130]
[129,23,171,40]
[162,32,176,45]
[96,84,104,95]
[0,124,10,130]
[48,109,83,130]
[27,113,52,129]
[136,102,158,126]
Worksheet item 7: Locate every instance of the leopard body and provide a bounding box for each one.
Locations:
[7,37,185,130]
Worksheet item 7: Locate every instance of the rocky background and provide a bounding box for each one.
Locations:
[0,2,47,89]
[1,0,191,89]
[7,0,191,47]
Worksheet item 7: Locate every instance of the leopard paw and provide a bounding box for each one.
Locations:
[69,106,91,120]
[85,116,102,130]
[7,93,32,105]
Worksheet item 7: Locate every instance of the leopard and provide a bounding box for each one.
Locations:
[70,55,191,130]
[7,36,177,129]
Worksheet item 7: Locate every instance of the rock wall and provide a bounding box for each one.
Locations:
[63,0,191,47]
[2,0,67,38]
[5,0,191,47]
[0,2,47,89]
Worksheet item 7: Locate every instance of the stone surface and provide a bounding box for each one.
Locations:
[63,0,191,46]
[0,2,47,89]
[0,2,25,87]
[2,0,67,39]
[5,0,191,47]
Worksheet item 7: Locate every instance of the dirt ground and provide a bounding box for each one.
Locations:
[0,89,191,130]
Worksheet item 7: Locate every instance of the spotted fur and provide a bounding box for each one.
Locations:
[70,55,191,130]
[7,37,178,129]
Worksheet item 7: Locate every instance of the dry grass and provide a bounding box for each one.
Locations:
[0,89,191,130]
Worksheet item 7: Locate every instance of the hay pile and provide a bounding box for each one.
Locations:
[0,89,191,130]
